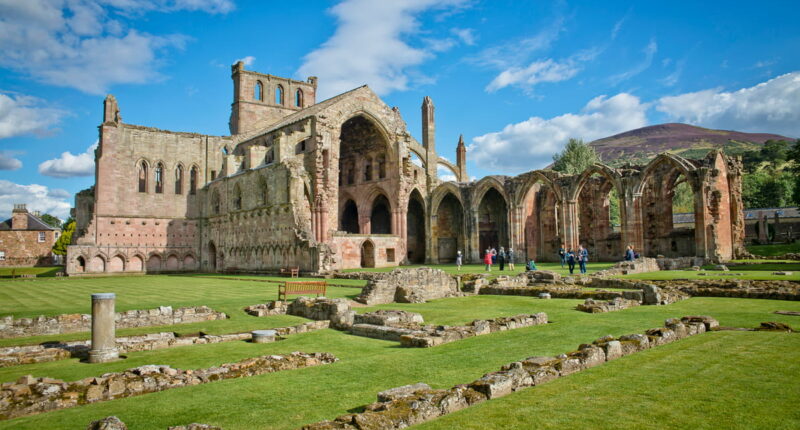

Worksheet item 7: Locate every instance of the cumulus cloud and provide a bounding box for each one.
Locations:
[297,0,469,98]
[38,142,97,178]
[0,93,65,139]
[656,72,800,137]
[235,55,255,66]
[0,151,22,170]
[468,93,648,174]
[0,180,72,220]
[0,0,232,94]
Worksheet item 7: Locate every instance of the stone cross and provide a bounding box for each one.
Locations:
[89,293,119,363]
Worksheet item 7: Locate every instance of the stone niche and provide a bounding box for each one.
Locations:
[356,268,460,305]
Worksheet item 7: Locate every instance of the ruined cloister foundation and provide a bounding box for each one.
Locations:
[65,62,744,275]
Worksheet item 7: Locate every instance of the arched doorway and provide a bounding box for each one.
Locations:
[75,256,86,273]
[166,254,179,271]
[109,255,125,272]
[435,193,464,263]
[340,199,359,233]
[641,163,699,257]
[208,242,217,272]
[370,195,392,234]
[577,173,623,261]
[361,240,375,268]
[406,191,426,263]
[478,188,509,254]
[90,255,106,272]
[129,255,144,272]
[147,255,161,272]
[520,181,560,262]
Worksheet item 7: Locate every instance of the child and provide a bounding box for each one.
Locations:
[484,248,493,272]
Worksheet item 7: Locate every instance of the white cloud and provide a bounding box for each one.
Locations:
[0,151,22,170]
[0,0,231,94]
[297,0,469,98]
[437,165,456,181]
[38,142,97,178]
[235,55,256,66]
[0,180,72,220]
[470,16,565,70]
[486,58,580,93]
[0,92,65,139]
[468,93,648,174]
[451,27,475,45]
[657,72,800,137]
[609,39,657,84]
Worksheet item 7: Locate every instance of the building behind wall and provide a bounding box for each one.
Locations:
[0,204,61,267]
[66,62,745,275]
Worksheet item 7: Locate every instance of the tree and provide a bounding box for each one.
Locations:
[52,221,75,256]
[38,213,62,229]
[789,139,800,206]
[552,138,601,175]
[61,216,74,230]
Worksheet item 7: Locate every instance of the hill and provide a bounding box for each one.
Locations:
[589,123,795,166]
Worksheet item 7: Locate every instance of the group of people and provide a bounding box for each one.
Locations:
[558,244,590,275]
[481,246,515,271]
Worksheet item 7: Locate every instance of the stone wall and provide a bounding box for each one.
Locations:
[398,313,548,348]
[0,352,336,421]
[0,306,227,339]
[287,297,355,330]
[301,316,718,430]
[356,268,460,305]
[576,297,640,313]
[659,279,800,300]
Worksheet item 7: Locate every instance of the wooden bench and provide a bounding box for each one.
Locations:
[280,267,300,278]
[278,281,327,301]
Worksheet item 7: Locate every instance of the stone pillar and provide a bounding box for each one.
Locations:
[89,293,118,363]
[757,212,767,244]
[562,200,580,250]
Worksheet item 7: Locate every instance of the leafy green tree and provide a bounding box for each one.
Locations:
[742,170,795,208]
[760,140,790,164]
[61,216,74,230]
[552,138,601,174]
[672,181,695,213]
[38,213,62,229]
[52,221,75,256]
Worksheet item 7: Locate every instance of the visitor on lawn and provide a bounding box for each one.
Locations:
[526,259,537,271]
[578,245,588,274]
[624,245,635,261]
[498,246,506,271]
[456,250,463,271]
[491,247,497,264]
[559,244,566,268]
[507,247,515,270]
[566,248,576,274]
[484,248,493,271]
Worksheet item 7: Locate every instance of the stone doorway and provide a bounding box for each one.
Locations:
[361,240,375,268]
[478,188,508,254]
[406,191,426,263]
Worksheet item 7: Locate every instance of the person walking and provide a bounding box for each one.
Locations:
[566,248,576,274]
[484,248,493,272]
[498,247,506,271]
[507,248,515,271]
[559,244,566,268]
[456,250,463,271]
[578,245,589,274]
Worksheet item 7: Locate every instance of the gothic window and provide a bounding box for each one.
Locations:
[364,157,373,181]
[138,161,148,193]
[175,165,183,194]
[295,89,303,107]
[265,148,274,164]
[377,155,386,179]
[155,163,164,193]
[275,85,284,105]
[346,162,355,185]
[254,81,263,101]
[233,184,242,210]
[190,166,198,195]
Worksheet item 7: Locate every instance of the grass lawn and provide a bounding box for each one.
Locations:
[344,262,616,277]
[746,241,800,256]
[0,291,798,429]
[0,266,62,278]
[618,263,800,281]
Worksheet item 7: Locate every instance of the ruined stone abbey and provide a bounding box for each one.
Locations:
[66,62,746,275]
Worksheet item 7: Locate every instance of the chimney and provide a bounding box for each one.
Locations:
[11,204,28,230]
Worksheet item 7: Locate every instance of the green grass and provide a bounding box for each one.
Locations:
[343,262,616,277]
[746,242,800,256]
[618,263,800,281]
[1,294,799,429]
[0,266,62,278]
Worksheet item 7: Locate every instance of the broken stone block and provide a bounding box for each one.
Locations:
[602,340,623,361]
[377,383,431,402]
[87,416,127,430]
[756,322,793,332]
[680,315,719,331]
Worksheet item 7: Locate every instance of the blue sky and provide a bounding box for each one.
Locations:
[1,0,799,220]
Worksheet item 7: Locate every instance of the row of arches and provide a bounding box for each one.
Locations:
[253,82,303,108]
[73,252,198,273]
[138,161,199,195]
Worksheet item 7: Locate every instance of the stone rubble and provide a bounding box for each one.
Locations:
[0,352,336,420]
[576,297,640,313]
[398,313,548,348]
[355,268,460,305]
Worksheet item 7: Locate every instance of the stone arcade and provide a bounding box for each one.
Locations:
[66,62,745,275]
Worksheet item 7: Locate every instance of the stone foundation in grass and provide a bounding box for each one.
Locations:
[0,306,228,339]
[0,352,337,421]
[576,297,640,313]
[300,316,718,430]
[355,268,461,305]
[398,313,548,348]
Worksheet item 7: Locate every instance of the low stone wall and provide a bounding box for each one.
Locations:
[353,310,424,326]
[399,313,548,348]
[0,306,228,339]
[301,316,717,430]
[657,279,800,301]
[287,297,355,330]
[0,352,336,421]
[0,321,330,368]
[87,416,222,430]
[356,268,460,305]
[576,297,640,313]
[480,285,644,302]
[244,301,289,316]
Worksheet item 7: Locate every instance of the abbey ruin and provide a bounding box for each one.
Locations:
[66,62,745,275]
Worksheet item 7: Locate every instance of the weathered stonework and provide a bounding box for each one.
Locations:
[287,297,355,330]
[576,297,640,313]
[398,313,548,348]
[0,205,60,268]
[0,306,227,339]
[355,268,460,305]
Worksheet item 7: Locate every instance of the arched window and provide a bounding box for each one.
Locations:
[377,154,386,179]
[138,161,148,193]
[254,81,263,101]
[190,166,198,195]
[295,89,303,107]
[232,184,242,210]
[275,85,284,105]
[211,190,220,214]
[175,165,183,194]
[155,162,164,193]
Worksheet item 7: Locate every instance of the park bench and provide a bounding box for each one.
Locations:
[280,266,300,278]
[278,281,327,301]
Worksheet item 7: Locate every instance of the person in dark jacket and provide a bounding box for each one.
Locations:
[559,245,566,268]
[498,247,506,271]
[566,249,576,274]
[578,245,588,274]
[624,245,635,261]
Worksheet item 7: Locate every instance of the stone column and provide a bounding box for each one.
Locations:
[89,293,119,363]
